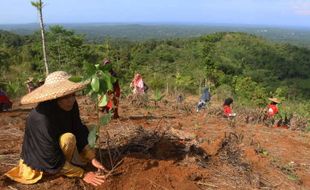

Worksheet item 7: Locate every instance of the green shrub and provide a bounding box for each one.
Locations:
[213,84,234,102]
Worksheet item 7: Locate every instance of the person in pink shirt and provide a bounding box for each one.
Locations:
[130,73,146,95]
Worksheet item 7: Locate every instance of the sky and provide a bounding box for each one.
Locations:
[0,0,310,28]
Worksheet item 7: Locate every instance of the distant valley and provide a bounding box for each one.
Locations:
[0,23,310,47]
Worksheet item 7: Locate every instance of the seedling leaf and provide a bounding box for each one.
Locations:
[99,94,108,107]
[91,75,100,92]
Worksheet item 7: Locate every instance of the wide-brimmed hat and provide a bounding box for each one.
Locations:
[21,71,88,104]
[268,97,281,104]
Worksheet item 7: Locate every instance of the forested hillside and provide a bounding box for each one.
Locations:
[1,26,309,109]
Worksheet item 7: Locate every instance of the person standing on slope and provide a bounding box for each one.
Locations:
[196,87,211,112]
[130,73,147,95]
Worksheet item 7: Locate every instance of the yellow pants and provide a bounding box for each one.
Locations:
[5,133,95,184]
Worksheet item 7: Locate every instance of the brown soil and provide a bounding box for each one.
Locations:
[0,96,310,190]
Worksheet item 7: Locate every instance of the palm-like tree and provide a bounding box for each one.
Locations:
[31,0,49,76]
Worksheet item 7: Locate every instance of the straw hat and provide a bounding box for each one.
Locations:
[268,97,281,104]
[21,71,88,104]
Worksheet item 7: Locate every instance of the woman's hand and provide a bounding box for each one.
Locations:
[91,158,108,173]
[83,171,105,186]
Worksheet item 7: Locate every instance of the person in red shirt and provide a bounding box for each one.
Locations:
[223,97,236,117]
[0,89,12,112]
[266,97,285,128]
[267,97,280,117]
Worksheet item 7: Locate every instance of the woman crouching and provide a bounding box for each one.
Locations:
[5,71,106,186]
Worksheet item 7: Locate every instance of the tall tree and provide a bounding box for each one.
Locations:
[31,0,49,76]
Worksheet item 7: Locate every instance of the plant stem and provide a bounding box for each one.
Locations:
[106,130,114,168]
[96,101,104,165]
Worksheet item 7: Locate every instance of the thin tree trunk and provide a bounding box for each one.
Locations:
[199,79,202,95]
[57,36,61,65]
[37,0,49,76]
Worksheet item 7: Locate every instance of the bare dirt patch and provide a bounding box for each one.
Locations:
[0,96,309,189]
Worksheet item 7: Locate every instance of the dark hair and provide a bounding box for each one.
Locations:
[223,97,233,106]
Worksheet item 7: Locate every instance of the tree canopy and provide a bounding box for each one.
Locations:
[1,28,310,102]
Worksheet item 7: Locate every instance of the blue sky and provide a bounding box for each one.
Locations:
[0,0,310,27]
